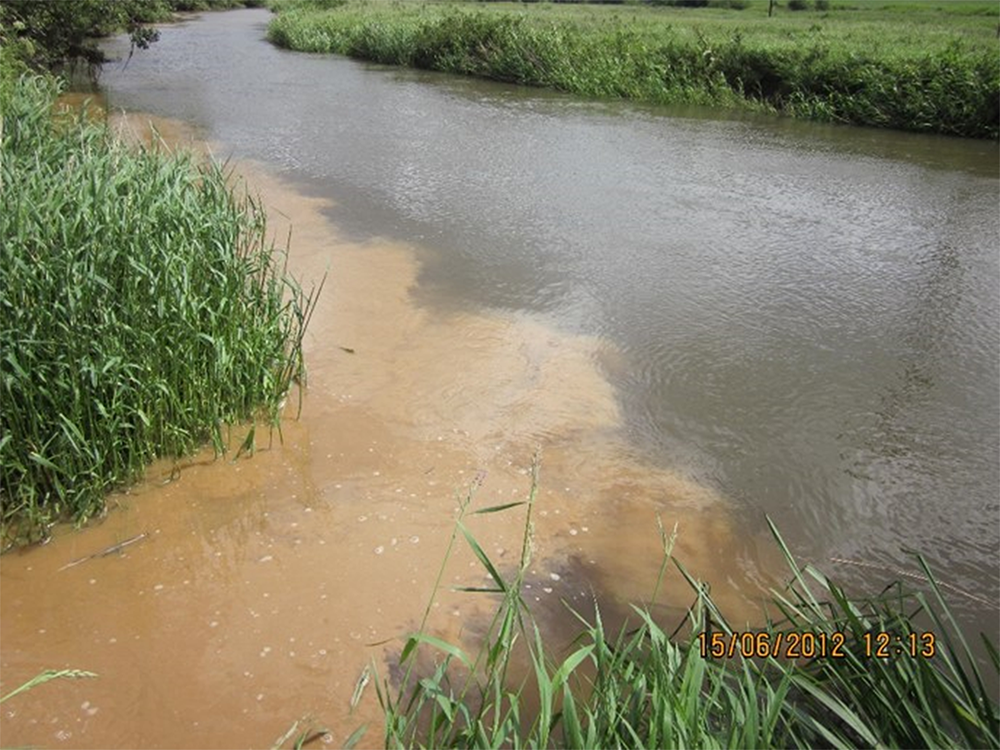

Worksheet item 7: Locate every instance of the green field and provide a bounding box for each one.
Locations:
[267,0,1000,137]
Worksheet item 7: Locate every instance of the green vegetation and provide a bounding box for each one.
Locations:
[0,669,98,705]
[266,0,999,138]
[0,0,266,70]
[370,468,999,748]
[0,74,320,547]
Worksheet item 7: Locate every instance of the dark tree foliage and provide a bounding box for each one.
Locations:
[0,0,265,70]
[0,0,170,69]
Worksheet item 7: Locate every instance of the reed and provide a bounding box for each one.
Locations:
[372,467,999,748]
[0,74,320,547]
[0,669,98,705]
[266,0,999,138]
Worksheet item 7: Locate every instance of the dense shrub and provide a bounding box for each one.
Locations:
[0,0,269,69]
[0,0,175,67]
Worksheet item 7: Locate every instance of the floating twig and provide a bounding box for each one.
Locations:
[59,532,150,571]
[830,556,997,608]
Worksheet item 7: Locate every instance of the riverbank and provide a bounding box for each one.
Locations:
[266,0,999,138]
[0,73,317,546]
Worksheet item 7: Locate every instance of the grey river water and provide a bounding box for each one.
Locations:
[94,9,1000,635]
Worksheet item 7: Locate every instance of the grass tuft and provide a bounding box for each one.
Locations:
[373,467,999,748]
[0,74,321,547]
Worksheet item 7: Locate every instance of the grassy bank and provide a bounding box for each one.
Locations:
[0,74,319,547]
[266,0,999,138]
[358,470,1000,750]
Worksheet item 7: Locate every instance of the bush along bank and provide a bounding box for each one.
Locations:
[0,0,269,70]
[266,2,999,139]
[0,74,321,548]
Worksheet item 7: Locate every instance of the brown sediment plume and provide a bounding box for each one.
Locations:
[0,112,778,749]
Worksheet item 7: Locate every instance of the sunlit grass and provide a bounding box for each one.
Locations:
[0,74,321,547]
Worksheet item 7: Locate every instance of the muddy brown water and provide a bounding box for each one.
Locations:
[1,115,774,748]
[2,8,999,748]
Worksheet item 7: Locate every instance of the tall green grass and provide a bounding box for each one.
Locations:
[371,464,999,748]
[0,74,320,547]
[266,0,999,138]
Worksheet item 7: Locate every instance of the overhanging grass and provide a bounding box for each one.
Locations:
[0,74,320,547]
[265,0,1000,138]
[366,464,1000,749]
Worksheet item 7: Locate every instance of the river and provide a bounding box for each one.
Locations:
[1,8,997,748]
